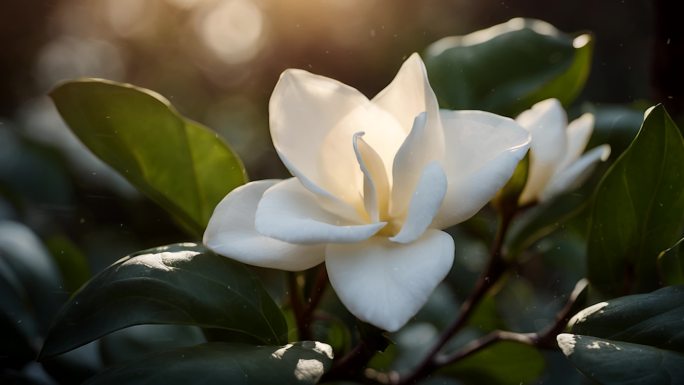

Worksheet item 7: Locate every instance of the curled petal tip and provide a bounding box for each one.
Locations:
[599,144,611,161]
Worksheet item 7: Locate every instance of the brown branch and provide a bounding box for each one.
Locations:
[396,279,588,384]
[289,266,330,342]
[397,212,515,385]
[324,324,388,382]
[304,265,328,319]
[435,330,536,368]
[531,278,588,348]
[288,272,310,341]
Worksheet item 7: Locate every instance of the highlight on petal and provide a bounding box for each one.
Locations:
[326,230,455,332]
[390,112,428,217]
[541,144,611,202]
[269,68,367,185]
[353,132,390,223]
[278,153,364,224]
[390,110,446,219]
[517,98,568,204]
[375,54,445,218]
[390,162,447,244]
[432,110,530,229]
[316,103,406,209]
[255,178,385,245]
[204,180,325,271]
[372,53,441,137]
[270,68,405,211]
[557,113,594,172]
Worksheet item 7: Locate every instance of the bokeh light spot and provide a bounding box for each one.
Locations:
[194,0,264,64]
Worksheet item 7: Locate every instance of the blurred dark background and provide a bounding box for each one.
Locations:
[0,0,678,290]
[2,1,683,383]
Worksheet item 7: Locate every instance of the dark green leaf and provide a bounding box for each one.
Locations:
[84,341,333,385]
[439,341,545,385]
[41,342,102,384]
[99,324,205,366]
[559,285,684,384]
[568,285,684,351]
[425,18,592,116]
[587,105,684,296]
[40,243,287,359]
[50,79,247,237]
[557,334,684,384]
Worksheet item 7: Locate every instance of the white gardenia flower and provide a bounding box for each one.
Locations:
[517,99,611,205]
[204,53,530,332]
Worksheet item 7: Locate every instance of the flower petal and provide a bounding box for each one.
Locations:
[269,69,404,213]
[353,132,390,223]
[326,230,454,332]
[517,99,568,204]
[431,110,530,229]
[390,111,445,218]
[278,153,363,224]
[541,144,611,202]
[390,162,447,243]
[204,180,325,271]
[372,53,441,137]
[557,113,594,172]
[255,178,386,244]
[373,54,444,218]
[269,68,366,183]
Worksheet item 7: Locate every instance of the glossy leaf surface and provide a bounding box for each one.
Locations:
[41,243,287,358]
[51,79,247,237]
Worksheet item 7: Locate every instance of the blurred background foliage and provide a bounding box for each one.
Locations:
[1,0,682,384]
[0,0,674,270]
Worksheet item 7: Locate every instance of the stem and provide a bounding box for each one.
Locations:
[305,265,328,318]
[324,339,375,380]
[398,212,515,385]
[406,279,588,381]
[324,324,387,382]
[532,278,588,348]
[288,272,310,341]
[434,330,536,367]
[289,266,330,341]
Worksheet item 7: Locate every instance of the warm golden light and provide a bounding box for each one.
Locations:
[194,0,265,64]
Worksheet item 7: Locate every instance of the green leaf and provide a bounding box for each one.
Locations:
[587,105,684,296]
[504,105,639,260]
[40,243,287,359]
[439,341,545,385]
[99,324,206,366]
[84,341,333,385]
[50,79,247,237]
[558,286,684,384]
[568,285,684,350]
[557,334,684,385]
[424,18,592,116]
